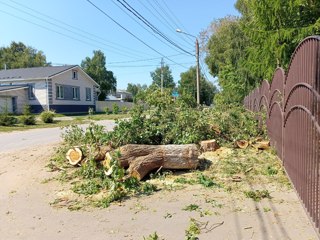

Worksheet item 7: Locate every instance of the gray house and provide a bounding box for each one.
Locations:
[0,65,100,113]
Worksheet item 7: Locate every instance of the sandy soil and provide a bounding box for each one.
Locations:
[0,144,318,240]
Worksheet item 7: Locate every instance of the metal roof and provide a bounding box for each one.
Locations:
[0,65,77,80]
[0,85,28,92]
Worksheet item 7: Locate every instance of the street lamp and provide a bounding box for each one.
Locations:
[176,29,200,105]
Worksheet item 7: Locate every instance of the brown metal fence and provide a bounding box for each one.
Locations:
[244,36,320,232]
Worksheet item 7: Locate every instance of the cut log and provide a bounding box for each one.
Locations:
[235,140,249,149]
[106,144,199,180]
[66,147,83,165]
[112,144,199,169]
[128,150,164,180]
[200,139,219,152]
[93,145,112,161]
[254,141,270,150]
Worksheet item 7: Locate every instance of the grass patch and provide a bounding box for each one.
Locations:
[244,190,271,202]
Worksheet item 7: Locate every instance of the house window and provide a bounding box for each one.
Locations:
[28,84,35,100]
[72,70,78,80]
[56,85,64,99]
[86,88,91,101]
[72,87,80,100]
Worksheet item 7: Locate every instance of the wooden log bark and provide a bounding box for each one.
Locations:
[105,144,199,180]
[111,144,199,169]
[200,139,219,152]
[93,145,112,161]
[128,150,164,180]
[66,147,83,165]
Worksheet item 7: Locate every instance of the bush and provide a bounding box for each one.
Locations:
[0,113,17,126]
[20,105,36,125]
[104,107,110,115]
[20,115,36,125]
[121,106,128,113]
[112,104,119,114]
[40,110,55,123]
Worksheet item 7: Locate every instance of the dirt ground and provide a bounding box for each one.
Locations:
[0,144,318,240]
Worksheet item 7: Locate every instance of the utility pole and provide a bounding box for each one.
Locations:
[176,29,200,104]
[160,58,164,92]
[195,39,200,105]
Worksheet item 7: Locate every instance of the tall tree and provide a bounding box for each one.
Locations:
[150,65,175,89]
[126,83,147,97]
[235,0,320,80]
[205,16,254,104]
[178,66,218,106]
[81,50,117,101]
[0,41,49,69]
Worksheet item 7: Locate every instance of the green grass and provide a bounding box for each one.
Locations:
[0,113,129,132]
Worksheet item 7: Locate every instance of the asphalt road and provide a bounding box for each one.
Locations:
[0,120,116,152]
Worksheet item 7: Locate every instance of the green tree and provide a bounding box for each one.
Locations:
[235,0,320,80]
[150,65,175,89]
[81,50,117,101]
[204,16,256,104]
[126,83,147,97]
[178,66,218,106]
[0,41,49,69]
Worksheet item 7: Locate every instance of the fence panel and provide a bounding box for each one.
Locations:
[244,36,320,232]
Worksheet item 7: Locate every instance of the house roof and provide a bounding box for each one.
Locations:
[0,85,28,92]
[0,65,77,80]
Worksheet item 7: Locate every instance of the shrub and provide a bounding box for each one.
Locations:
[20,105,36,125]
[112,104,119,114]
[0,113,17,126]
[20,115,36,125]
[104,107,110,115]
[40,110,55,123]
[121,106,128,113]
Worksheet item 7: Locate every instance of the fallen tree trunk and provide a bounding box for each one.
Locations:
[67,144,199,180]
[106,144,199,180]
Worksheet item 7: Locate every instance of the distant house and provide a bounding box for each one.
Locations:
[106,90,133,102]
[0,65,100,113]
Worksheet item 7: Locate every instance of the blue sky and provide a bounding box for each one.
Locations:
[0,0,239,90]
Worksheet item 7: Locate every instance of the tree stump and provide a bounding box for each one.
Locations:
[200,139,219,152]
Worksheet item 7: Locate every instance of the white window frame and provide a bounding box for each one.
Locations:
[85,87,91,101]
[72,87,80,100]
[56,85,64,99]
[28,83,35,100]
[72,70,78,80]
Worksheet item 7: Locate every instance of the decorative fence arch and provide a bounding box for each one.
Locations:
[244,36,320,232]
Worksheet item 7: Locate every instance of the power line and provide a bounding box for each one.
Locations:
[115,0,193,56]
[137,0,194,49]
[107,53,184,64]
[0,1,151,59]
[110,0,186,55]
[158,0,195,43]
[85,0,190,69]
[8,0,152,57]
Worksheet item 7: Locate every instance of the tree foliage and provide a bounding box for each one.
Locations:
[126,83,147,97]
[178,66,218,106]
[0,41,49,69]
[204,1,320,105]
[150,65,175,89]
[81,50,117,101]
[236,0,320,80]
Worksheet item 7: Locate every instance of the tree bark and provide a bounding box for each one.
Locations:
[93,145,112,161]
[109,144,199,180]
[200,139,219,152]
